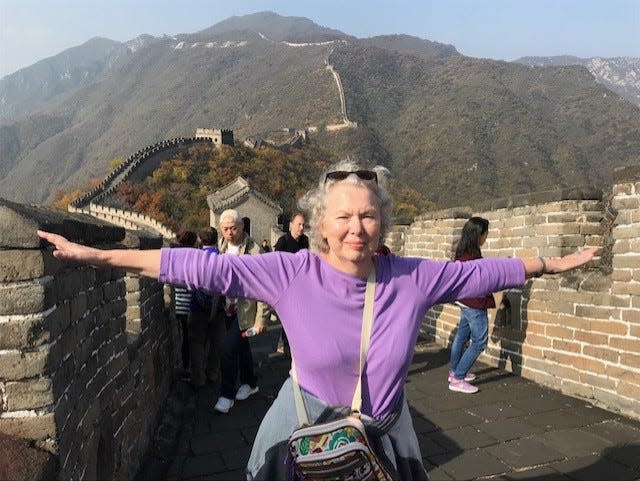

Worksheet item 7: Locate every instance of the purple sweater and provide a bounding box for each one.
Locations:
[160,248,525,418]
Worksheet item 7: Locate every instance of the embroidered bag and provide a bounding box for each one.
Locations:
[286,265,394,481]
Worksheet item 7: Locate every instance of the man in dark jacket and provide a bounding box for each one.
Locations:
[274,212,309,253]
[273,213,309,355]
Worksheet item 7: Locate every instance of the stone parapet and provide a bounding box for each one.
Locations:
[401,174,639,420]
[0,198,178,480]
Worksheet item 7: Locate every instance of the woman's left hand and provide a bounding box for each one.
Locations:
[524,247,600,277]
[552,247,600,273]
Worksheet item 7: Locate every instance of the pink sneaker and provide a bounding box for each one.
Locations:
[448,371,477,383]
[449,379,479,394]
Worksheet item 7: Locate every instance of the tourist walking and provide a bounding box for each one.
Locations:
[448,216,494,394]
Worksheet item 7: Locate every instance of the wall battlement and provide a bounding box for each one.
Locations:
[388,166,640,420]
[1,165,639,479]
[0,198,179,480]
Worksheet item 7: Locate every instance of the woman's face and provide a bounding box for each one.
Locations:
[320,183,381,276]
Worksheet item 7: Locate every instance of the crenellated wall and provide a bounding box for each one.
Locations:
[1,163,639,479]
[393,166,640,420]
[0,198,179,480]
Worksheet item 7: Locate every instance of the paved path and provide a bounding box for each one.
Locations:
[138,325,640,480]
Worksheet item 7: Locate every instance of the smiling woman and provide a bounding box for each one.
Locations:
[37,159,598,480]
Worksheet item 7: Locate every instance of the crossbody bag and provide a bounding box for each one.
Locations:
[286,265,394,481]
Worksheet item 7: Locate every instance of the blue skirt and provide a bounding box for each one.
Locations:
[246,377,428,480]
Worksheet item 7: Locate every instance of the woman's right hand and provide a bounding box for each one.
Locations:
[38,230,162,277]
[38,230,106,265]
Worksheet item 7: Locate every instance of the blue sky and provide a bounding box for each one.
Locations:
[1,0,638,78]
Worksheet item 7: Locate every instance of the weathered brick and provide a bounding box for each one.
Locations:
[583,345,620,363]
[545,362,580,381]
[579,372,616,391]
[575,356,607,374]
[0,249,63,282]
[0,278,56,315]
[619,352,640,369]
[611,282,640,296]
[609,336,640,354]
[545,325,575,339]
[0,412,56,439]
[70,292,88,324]
[535,223,581,235]
[588,319,628,335]
[556,313,590,330]
[525,333,553,347]
[5,378,53,410]
[0,313,53,350]
[612,196,640,210]
[612,225,640,239]
[126,305,140,321]
[552,339,581,353]
[0,350,49,380]
[612,183,633,195]
[575,305,620,320]
[618,378,640,398]
[611,269,632,282]
[521,344,543,358]
[574,330,608,345]
[86,287,104,310]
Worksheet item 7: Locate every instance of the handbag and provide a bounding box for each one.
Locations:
[286,265,394,481]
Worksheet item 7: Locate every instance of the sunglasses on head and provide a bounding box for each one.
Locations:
[324,170,378,184]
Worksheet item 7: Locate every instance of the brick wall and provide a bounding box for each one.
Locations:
[391,167,640,420]
[0,198,179,480]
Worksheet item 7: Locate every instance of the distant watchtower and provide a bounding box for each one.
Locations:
[195,128,234,147]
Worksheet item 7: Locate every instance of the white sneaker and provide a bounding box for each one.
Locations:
[235,384,259,401]
[214,396,234,413]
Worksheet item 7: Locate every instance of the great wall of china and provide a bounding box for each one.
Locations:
[1,30,639,480]
[1,165,639,479]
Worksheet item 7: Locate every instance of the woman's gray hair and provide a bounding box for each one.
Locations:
[298,160,393,253]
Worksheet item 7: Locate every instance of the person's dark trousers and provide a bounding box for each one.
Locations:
[177,313,190,370]
[220,313,258,399]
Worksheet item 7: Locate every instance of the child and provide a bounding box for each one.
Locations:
[449,217,495,394]
[172,230,197,380]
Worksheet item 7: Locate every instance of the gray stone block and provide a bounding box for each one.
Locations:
[69,292,88,324]
[0,197,125,249]
[0,249,63,282]
[0,350,49,380]
[5,378,53,411]
[0,411,56,440]
[54,269,84,301]
[0,315,49,350]
[0,278,56,315]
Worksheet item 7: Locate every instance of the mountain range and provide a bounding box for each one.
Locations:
[514,55,640,108]
[1,11,639,213]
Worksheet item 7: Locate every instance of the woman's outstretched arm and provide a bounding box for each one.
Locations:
[521,247,600,278]
[37,230,162,278]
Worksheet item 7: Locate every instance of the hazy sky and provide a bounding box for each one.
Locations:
[1,0,638,78]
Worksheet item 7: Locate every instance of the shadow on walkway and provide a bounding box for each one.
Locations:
[137,333,640,481]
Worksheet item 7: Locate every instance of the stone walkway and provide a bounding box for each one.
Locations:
[137,325,640,480]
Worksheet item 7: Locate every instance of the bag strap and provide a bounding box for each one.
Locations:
[291,262,377,425]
